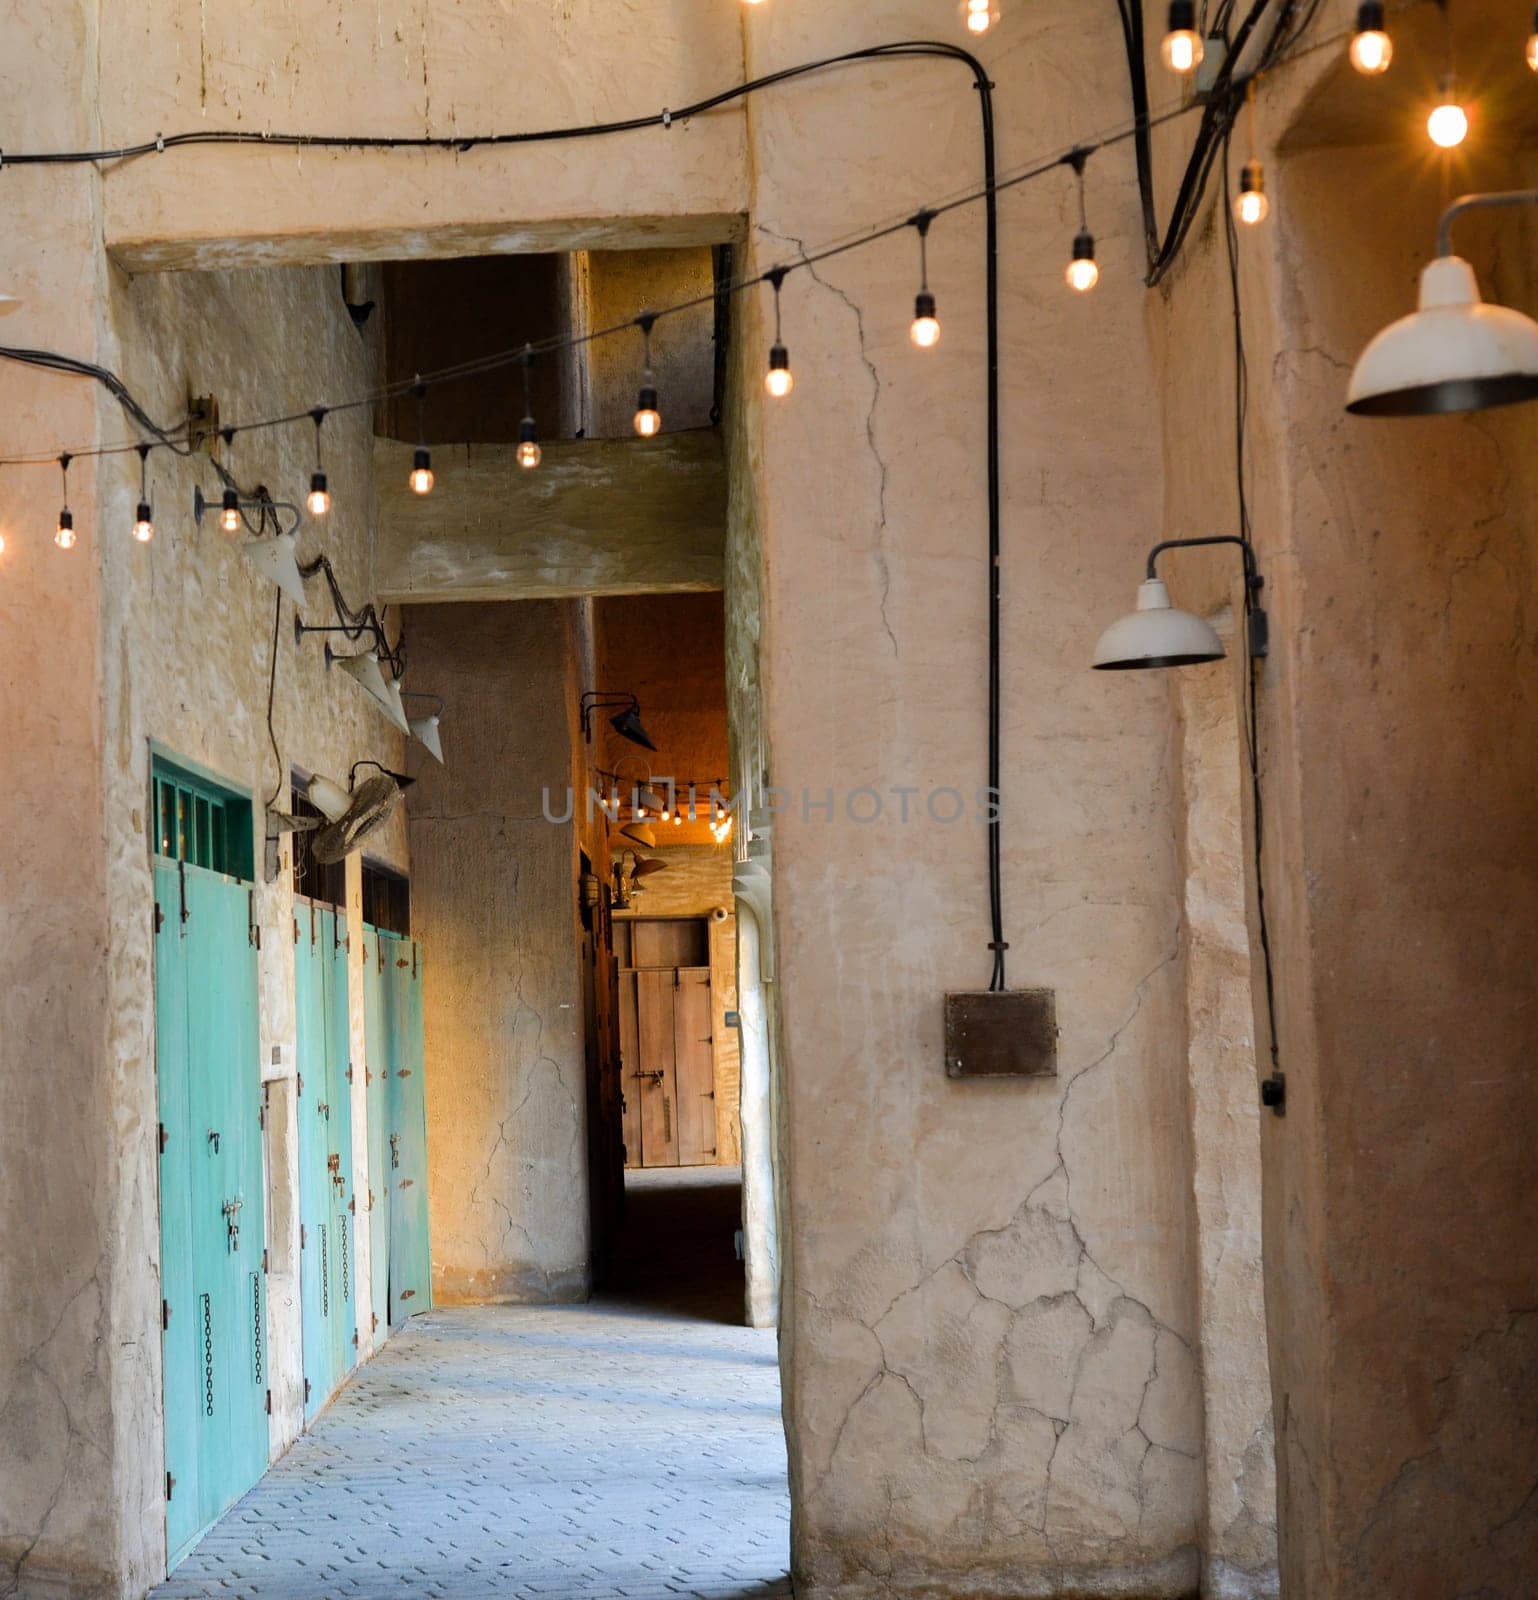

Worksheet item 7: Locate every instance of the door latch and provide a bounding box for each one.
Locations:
[222,1196,244,1252]
[389,1132,401,1171]
[207,1129,221,1155]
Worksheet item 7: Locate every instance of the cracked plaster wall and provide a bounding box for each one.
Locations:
[736,6,1226,1593]
[1149,5,1538,1592]
[0,136,406,1600]
[405,601,591,1306]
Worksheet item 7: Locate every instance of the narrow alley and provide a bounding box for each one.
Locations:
[150,1170,789,1600]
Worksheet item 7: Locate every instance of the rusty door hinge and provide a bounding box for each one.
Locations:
[300,1224,307,1249]
[293,918,300,945]
[162,1299,171,1330]
[261,1248,269,1275]
[304,1379,311,1404]
[158,1122,169,1154]
[296,1073,303,1098]
[345,1065,353,1084]
[154,902,165,935]
[265,1389,272,1415]
[166,1472,175,1501]
[371,1312,378,1333]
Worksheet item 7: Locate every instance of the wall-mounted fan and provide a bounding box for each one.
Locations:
[308,773,403,864]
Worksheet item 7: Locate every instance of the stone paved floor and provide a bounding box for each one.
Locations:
[153,1169,790,1600]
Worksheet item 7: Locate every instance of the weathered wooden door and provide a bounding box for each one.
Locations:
[295,901,355,1419]
[154,795,267,1566]
[619,941,717,1169]
[362,925,393,1344]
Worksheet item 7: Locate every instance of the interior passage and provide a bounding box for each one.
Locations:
[151,1168,789,1600]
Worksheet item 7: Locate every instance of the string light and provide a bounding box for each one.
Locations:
[1427,78,1469,148]
[1161,0,1204,75]
[219,429,241,532]
[765,267,793,398]
[1064,150,1099,292]
[909,211,941,348]
[633,315,662,437]
[965,0,994,35]
[306,408,331,516]
[517,346,542,468]
[1348,2,1392,74]
[133,444,155,543]
[409,382,434,494]
[55,453,76,549]
[1233,83,1270,228]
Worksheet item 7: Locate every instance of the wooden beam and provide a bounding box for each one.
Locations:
[374,431,725,603]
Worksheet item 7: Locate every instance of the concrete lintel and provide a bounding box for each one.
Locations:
[109,207,747,276]
[375,431,725,604]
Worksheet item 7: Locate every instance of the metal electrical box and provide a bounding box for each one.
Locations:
[944,990,1058,1080]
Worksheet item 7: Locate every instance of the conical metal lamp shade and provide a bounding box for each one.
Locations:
[620,820,657,847]
[242,529,307,611]
[1348,255,1538,416]
[410,713,445,764]
[337,650,411,733]
[1093,579,1225,671]
[609,705,657,751]
[382,676,411,735]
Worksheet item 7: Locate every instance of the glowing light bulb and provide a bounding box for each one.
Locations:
[55,510,75,550]
[660,807,671,822]
[219,488,241,534]
[307,472,331,517]
[1529,17,1538,71]
[634,386,662,438]
[516,417,542,470]
[1348,3,1391,74]
[409,448,434,495]
[133,502,155,543]
[1066,231,1099,292]
[673,812,683,826]
[1234,162,1269,226]
[910,292,940,349]
[965,2,992,35]
[765,343,793,398]
[1161,1,1203,74]
[1427,89,1469,149]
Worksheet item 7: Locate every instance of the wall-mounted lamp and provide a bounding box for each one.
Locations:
[296,613,410,732]
[1348,189,1538,416]
[403,690,445,764]
[351,757,415,792]
[580,691,657,751]
[1093,537,1267,670]
[193,485,308,610]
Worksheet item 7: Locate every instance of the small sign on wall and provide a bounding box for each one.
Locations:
[944,990,1058,1079]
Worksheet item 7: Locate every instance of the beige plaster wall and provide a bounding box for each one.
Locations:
[737,7,1208,1593]
[96,0,749,273]
[405,600,591,1305]
[0,224,406,1594]
[1150,6,1538,1592]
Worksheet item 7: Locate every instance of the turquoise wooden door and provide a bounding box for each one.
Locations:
[368,930,431,1325]
[295,901,356,1419]
[155,857,267,1568]
[362,928,393,1343]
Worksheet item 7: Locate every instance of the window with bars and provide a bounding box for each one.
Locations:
[289,787,346,908]
[152,760,254,880]
[362,861,411,936]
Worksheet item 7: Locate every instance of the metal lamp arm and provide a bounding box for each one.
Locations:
[1436,188,1538,259]
[1145,535,1268,659]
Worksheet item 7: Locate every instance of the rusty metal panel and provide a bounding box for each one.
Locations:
[944,991,1058,1080]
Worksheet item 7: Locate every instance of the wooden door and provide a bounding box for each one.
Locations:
[673,969,717,1165]
[635,971,680,1166]
[386,936,431,1324]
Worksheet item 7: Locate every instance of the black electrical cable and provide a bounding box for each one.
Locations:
[1221,131,1283,1089]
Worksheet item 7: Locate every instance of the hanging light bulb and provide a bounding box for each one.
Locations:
[1348,1,1392,73]
[633,315,663,437]
[307,407,332,516]
[1064,153,1099,292]
[55,454,76,549]
[965,0,994,33]
[133,444,155,543]
[216,430,242,532]
[1066,232,1100,292]
[1235,161,1270,226]
[516,348,542,467]
[909,211,940,348]
[1528,9,1538,71]
[764,267,793,396]
[408,382,434,493]
[1427,80,1469,149]
[1161,0,1204,75]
